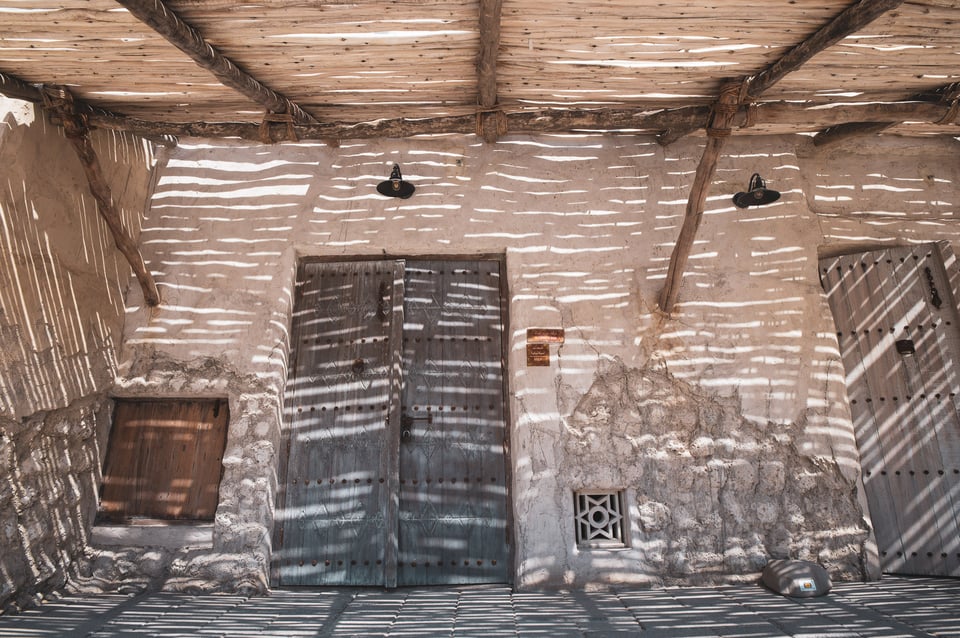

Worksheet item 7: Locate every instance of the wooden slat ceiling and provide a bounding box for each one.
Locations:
[0,0,958,141]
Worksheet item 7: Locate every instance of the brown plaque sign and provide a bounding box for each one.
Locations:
[527,328,565,344]
[526,343,551,366]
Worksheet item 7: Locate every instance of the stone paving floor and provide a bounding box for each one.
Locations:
[0,576,957,637]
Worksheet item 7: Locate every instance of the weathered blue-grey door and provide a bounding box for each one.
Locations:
[274,259,509,587]
[822,245,960,577]
[275,260,403,586]
[398,261,509,585]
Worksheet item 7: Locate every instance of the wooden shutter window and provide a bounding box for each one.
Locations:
[99,399,229,523]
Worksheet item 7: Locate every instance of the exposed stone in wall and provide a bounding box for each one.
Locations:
[560,358,869,586]
[0,398,107,612]
[73,548,266,597]
[73,353,282,596]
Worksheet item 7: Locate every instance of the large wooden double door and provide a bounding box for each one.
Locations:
[821,245,960,576]
[273,259,510,587]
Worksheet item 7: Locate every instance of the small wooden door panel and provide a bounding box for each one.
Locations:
[99,399,228,522]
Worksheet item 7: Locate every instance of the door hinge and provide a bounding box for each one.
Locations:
[925,266,943,309]
[278,526,284,547]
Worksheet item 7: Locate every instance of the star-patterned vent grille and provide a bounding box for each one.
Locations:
[574,490,627,549]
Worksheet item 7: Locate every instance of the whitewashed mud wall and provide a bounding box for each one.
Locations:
[0,97,156,610]
[106,132,960,591]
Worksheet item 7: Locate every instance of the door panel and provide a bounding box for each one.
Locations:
[398,261,509,585]
[276,260,403,586]
[99,399,228,522]
[275,258,509,586]
[821,245,960,576]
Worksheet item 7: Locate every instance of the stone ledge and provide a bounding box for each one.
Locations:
[90,524,214,549]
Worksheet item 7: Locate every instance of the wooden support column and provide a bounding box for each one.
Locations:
[477,0,503,142]
[657,82,740,314]
[45,88,161,307]
[115,0,317,124]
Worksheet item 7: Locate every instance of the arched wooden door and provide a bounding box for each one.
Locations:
[273,259,510,587]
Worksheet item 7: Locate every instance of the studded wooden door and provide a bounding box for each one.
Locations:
[821,245,960,577]
[398,261,509,585]
[274,259,509,587]
[275,260,403,586]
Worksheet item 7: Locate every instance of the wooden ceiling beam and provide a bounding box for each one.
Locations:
[0,68,176,146]
[114,0,318,124]
[0,71,43,103]
[4,67,952,144]
[746,0,905,97]
[814,82,960,146]
[476,0,503,143]
[82,107,704,141]
[658,0,905,145]
[74,100,959,142]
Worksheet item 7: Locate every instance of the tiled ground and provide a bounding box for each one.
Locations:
[0,576,957,637]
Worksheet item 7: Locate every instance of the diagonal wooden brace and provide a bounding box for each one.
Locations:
[657,82,742,314]
[43,87,161,307]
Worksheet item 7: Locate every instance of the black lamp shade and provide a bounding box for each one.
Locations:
[377,164,415,199]
[732,173,780,208]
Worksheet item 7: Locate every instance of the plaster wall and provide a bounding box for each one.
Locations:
[97,132,960,591]
[0,97,156,609]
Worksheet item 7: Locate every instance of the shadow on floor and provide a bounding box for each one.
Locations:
[0,576,958,637]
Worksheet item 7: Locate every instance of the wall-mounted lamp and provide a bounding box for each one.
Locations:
[376,163,415,199]
[732,173,780,208]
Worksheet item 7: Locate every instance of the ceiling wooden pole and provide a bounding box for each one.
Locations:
[0,72,42,103]
[1,70,128,118]
[814,82,960,146]
[657,82,740,314]
[115,0,317,124]
[70,99,957,143]
[44,87,161,307]
[477,0,504,142]
[747,0,904,97]
[5,67,953,144]
[0,69,177,147]
[658,0,905,145]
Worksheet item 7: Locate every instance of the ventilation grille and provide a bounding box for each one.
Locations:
[574,490,627,548]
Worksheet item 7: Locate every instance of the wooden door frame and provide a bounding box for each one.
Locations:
[272,253,514,587]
